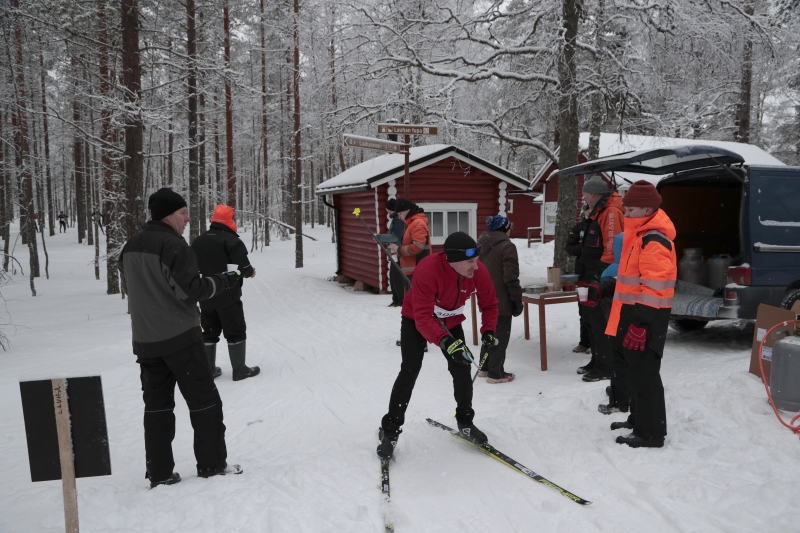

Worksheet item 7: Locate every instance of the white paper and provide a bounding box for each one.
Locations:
[756,328,766,342]
[761,346,772,361]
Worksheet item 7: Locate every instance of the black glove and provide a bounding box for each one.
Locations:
[440,336,472,366]
[511,300,523,317]
[217,270,242,290]
[481,331,499,348]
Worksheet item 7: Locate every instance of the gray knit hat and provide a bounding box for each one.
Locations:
[582,175,610,195]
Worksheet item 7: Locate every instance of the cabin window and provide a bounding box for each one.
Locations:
[418,203,478,245]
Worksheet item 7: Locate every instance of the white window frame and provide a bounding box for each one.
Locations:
[418,202,478,245]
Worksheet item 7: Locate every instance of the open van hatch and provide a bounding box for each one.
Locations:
[560,145,749,323]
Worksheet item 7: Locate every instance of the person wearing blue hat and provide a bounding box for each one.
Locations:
[477,215,523,383]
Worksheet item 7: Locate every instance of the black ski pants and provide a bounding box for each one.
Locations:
[482,314,513,379]
[382,317,474,433]
[137,341,227,482]
[201,300,247,344]
[587,301,613,376]
[389,260,406,306]
[579,306,591,348]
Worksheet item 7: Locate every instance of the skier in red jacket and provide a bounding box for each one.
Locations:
[377,232,499,459]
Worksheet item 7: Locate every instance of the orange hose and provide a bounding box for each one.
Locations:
[757,321,800,436]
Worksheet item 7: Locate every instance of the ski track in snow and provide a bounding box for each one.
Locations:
[1,226,799,532]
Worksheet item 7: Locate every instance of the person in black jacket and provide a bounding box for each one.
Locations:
[566,215,592,355]
[191,204,259,381]
[385,198,406,307]
[118,188,243,488]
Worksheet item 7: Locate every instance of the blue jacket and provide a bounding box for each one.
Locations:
[601,232,624,280]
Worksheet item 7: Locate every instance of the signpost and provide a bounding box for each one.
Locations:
[343,134,408,154]
[20,376,111,533]
[342,123,437,198]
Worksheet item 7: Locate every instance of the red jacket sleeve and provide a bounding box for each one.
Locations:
[410,264,449,345]
[474,263,499,334]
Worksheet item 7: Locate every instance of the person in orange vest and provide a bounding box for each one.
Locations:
[388,198,430,281]
[595,180,676,449]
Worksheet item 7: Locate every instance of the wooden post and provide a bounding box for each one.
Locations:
[404,134,410,197]
[51,378,79,533]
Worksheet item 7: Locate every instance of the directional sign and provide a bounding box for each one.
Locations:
[377,123,438,136]
[343,134,408,154]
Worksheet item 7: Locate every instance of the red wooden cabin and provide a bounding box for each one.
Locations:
[316,144,531,292]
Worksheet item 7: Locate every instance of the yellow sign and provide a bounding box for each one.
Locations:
[353,208,361,216]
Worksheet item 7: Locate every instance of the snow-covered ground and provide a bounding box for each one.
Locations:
[1,223,799,532]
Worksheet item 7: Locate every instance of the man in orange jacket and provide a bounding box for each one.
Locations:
[603,180,676,448]
[388,198,430,280]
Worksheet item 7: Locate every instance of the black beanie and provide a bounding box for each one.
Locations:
[148,188,187,221]
[385,198,397,211]
[394,198,414,213]
[443,231,479,263]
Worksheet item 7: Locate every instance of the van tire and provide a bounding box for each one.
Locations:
[669,318,709,332]
[779,289,800,310]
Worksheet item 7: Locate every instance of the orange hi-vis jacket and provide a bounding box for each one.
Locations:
[605,209,677,336]
[590,191,624,265]
[399,211,430,276]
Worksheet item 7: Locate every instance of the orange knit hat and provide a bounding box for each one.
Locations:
[211,204,237,232]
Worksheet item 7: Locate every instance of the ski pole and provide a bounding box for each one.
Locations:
[352,208,483,375]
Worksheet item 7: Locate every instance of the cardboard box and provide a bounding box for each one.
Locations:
[749,302,800,386]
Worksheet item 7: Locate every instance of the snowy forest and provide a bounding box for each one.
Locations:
[0,0,799,293]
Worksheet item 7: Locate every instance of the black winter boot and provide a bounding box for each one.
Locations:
[610,420,635,430]
[457,422,488,445]
[615,433,664,448]
[204,343,222,378]
[197,463,243,478]
[377,427,401,458]
[229,341,260,381]
[148,472,181,489]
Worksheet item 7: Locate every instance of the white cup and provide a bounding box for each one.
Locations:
[577,287,589,302]
[546,282,554,292]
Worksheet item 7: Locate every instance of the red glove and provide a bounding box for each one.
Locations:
[578,284,601,307]
[622,324,647,351]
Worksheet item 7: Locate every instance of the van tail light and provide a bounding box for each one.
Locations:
[727,266,751,286]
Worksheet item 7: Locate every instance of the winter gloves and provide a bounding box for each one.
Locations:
[217,270,242,290]
[481,331,498,348]
[440,336,473,365]
[623,324,647,351]
[511,300,524,317]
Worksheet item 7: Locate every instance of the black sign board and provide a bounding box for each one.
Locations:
[20,376,111,482]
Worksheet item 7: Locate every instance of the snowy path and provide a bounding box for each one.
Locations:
[1,225,799,532]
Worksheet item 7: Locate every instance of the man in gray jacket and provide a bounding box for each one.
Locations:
[118,188,243,488]
[477,215,523,383]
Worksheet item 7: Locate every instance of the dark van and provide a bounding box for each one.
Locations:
[560,145,800,330]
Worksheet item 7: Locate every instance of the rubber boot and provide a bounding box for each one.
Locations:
[229,340,260,381]
[204,343,222,378]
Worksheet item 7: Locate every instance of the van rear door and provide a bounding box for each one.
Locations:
[748,166,800,285]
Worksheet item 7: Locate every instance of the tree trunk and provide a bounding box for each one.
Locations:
[553,0,580,271]
[187,0,200,243]
[260,0,270,246]
[12,0,38,293]
[293,0,303,268]
[122,0,145,241]
[98,0,119,294]
[223,0,236,209]
[37,37,55,237]
[734,4,755,144]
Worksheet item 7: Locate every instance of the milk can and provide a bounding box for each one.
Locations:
[707,254,733,291]
[678,248,708,287]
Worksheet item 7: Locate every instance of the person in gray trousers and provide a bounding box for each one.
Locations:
[118,188,243,488]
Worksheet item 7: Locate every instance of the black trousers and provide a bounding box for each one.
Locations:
[611,318,668,439]
[137,341,227,481]
[483,314,512,379]
[201,300,247,344]
[587,302,613,375]
[579,306,591,348]
[389,260,406,305]
[382,317,474,433]
[609,331,630,408]
[59,220,67,232]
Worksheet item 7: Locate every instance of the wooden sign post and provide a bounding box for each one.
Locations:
[20,376,111,533]
[52,379,80,533]
[343,134,408,154]
[376,123,438,198]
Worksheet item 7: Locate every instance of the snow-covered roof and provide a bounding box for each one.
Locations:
[316,144,530,195]
[531,132,786,189]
